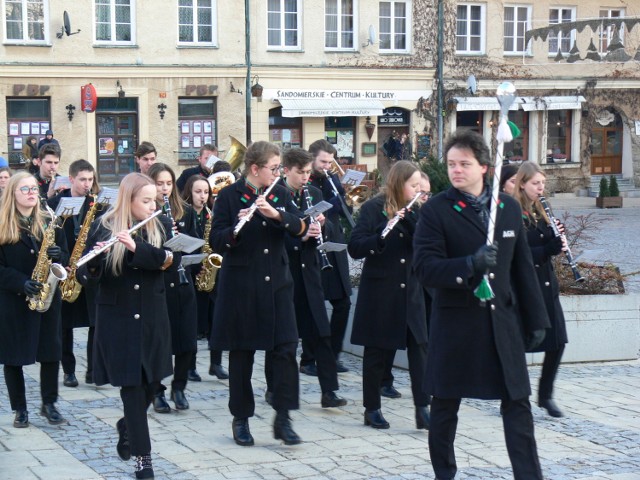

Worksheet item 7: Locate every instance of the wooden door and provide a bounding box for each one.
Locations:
[96,113,138,183]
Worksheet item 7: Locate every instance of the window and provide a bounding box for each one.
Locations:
[325,117,356,164]
[599,8,624,53]
[504,110,528,161]
[178,0,216,45]
[3,0,48,44]
[6,97,51,166]
[503,5,530,54]
[325,0,355,50]
[178,98,217,164]
[267,0,301,50]
[95,0,135,44]
[379,1,411,53]
[546,110,572,163]
[548,7,575,55]
[456,3,485,54]
[269,107,302,151]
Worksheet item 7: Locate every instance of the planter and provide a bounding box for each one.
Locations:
[596,196,623,208]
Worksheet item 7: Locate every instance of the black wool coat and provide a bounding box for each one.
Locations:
[412,188,550,401]
[77,217,174,387]
[209,177,308,351]
[162,203,198,354]
[348,195,427,350]
[283,183,331,339]
[524,217,568,352]
[309,172,352,300]
[176,165,208,193]
[0,227,69,365]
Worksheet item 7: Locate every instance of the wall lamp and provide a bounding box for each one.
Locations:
[250,75,263,99]
[229,82,242,95]
[364,116,375,140]
[65,104,76,121]
[117,80,125,98]
[157,103,167,120]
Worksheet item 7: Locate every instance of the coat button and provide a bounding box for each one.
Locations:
[285,224,290,228]
[30,249,35,254]
[456,276,463,284]
[294,246,299,251]
[226,244,231,248]
[134,314,140,319]
[545,281,550,287]
[400,283,406,288]
[489,273,495,280]
[369,250,375,255]
[264,249,269,254]
[170,282,175,288]
[535,264,540,268]
[491,304,496,311]
[399,233,404,238]
[400,258,406,264]
[540,234,544,238]
[265,276,271,282]
[262,221,267,226]
[134,284,140,290]
[301,263,306,268]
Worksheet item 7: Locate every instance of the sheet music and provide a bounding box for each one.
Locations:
[53,176,72,190]
[54,196,85,217]
[341,169,366,187]
[98,187,118,206]
[206,155,222,170]
[304,200,333,218]
[180,253,207,266]
[318,241,347,253]
[163,233,205,253]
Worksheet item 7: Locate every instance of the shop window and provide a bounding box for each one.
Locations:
[267,0,301,50]
[178,0,217,46]
[503,110,528,162]
[3,0,48,44]
[546,110,572,163]
[6,97,51,167]
[269,107,302,151]
[178,98,217,164]
[455,110,483,134]
[325,116,355,165]
[325,0,355,50]
[94,0,135,45]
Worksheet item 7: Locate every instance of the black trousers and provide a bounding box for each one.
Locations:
[300,295,352,366]
[188,348,223,370]
[171,351,193,391]
[538,345,565,402]
[429,397,543,480]
[61,326,95,375]
[4,362,59,410]
[229,342,298,419]
[381,350,396,388]
[362,330,429,410]
[120,375,159,457]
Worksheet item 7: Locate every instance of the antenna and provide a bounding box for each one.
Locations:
[57,11,81,39]
[362,25,377,48]
[467,75,477,95]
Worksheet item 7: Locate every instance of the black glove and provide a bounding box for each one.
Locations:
[471,243,499,275]
[23,280,43,296]
[543,236,563,257]
[525,329,546,350]
[46,245,62,262]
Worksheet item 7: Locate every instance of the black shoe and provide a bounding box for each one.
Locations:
[63,373,79,388]
[336,361,349,373]
[197,332,206,340]
[209,364,229,379]
[232,417,254,446]
[299,363,318,376]
[40,403,66,425]
[380,385,402,399]
[364,409,390,429]
[170,389,190,410]
[134,454,154,479]
[321,391,347,408]
[152,392,171,413]
[274,411,301,445]
[13,409,29,428]
[265,391,273,406]
[116,417,130,461]
[415,406,430,430]
[85,371,94,385]
[539,398,564,418]
[187,369,202,382]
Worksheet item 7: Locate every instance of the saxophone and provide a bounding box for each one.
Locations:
[27,207,68,312]
[194,208,222,292]
[60,195,100,302]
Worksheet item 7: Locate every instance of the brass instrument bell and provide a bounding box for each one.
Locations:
[223,135,247,171]
[345,185,370,207]
[208,171,236,196]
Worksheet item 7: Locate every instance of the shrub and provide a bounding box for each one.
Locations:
[418,156,451,194]
[598,177,609,198]
[609,175,620,197]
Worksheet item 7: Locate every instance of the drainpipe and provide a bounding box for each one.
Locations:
[245,0,252,144]
[437,0,444,161]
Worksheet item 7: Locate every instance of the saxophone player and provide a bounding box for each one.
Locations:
[0,171,69,428]
[47,159,101,388]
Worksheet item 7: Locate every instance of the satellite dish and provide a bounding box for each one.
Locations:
[467,75,477,95]
[57,11,80,38]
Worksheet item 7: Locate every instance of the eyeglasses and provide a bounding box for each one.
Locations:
[421,191,432,199]
[262,165,282,175]
[18,186,40,194]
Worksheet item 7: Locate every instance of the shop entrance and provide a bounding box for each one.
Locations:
[95,98,138,183]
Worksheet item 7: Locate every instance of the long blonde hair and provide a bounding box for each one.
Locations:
[512,162,550,225]
[0,171,49,244]
[383,160,420,217]
[99,173,165,276]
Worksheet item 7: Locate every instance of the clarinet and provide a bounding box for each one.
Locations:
[538,195,585,283]
[381,192,422,239]
[163,195,190,286]
[302,185,333,271]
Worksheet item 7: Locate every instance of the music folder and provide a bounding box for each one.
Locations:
[318,241,347,253]
[304,200,332,218]
[163,234,205,253]
[54,196,85,217]
[53,176,72,190]
[181,253,207,266]
[97,187,119,206]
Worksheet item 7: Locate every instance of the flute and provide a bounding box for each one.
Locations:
[380,192,422,239]
[76,210,162,268]
[538,195,585,283]
[233,179,279,236]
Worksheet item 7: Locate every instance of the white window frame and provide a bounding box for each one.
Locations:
[456,2,486,55]
[177,0,218,47]
[2,0,49,45]
[325,0,357,52]
[267,0,302,51]
[548,6,575,56]
[503,5,531,56]
[378,0,412,54]
[599,8,625,53]
[93,0,136,46]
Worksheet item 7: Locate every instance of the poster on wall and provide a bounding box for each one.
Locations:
[9,123,19,136]
[13,137,23,150]
[99,138,114,155]
[181,136,190,148]
[203,135,212,145]
[40,122,50,132]
[21,123,30,135]
[635,120,640,136]
[181,122,190,134]
[193,122,202,134]
[193,136,202,148]
[336,131,353,158]
[203,121,212,133]
[31,123,40,135]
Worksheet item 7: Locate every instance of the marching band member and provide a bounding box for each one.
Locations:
[209,141,307,446]
[34,143,65,200]
[0,171,69,428]
[77,173,174,479]
[134,141,157,175]
[0,165,12,197]
[176,144,218,192]
[348,160,429,430]
[148,163,198,412]
[512,162,568,418]
[48,159,101,387]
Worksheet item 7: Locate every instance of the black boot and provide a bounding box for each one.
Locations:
[134,454,154,479]
[415,406,430,430]
[187,369,202,382]
[539,398,564,418]
[13,409,29,428]
[273,411,301,445]
[41,403,66,425]
[232,417,254,446]
[153,391,171,414]
[116,417,130,460]
[209,364,229,379]
[321,391,347,408]
[170,389,189,410]
[63,373,79,387]
[364,409,390,429]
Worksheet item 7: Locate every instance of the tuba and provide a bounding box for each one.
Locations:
[345,185,370,207]
[27,206,68,313]
[194,207,222,292]
[223,136,247,172]
[208,171,236,196]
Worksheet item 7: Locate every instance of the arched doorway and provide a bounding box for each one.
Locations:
[591,110,623,175]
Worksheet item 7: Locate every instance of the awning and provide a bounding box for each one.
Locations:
[278,98,385,118]
[454,95,585,112]
[454,97,522,111]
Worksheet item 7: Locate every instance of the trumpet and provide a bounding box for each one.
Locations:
[302,185,333,271]
[381,192,422,239]
[163,195,190,286]
[233,178,279,236]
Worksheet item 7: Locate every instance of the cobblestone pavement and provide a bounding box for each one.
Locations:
[1,197,638,480]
